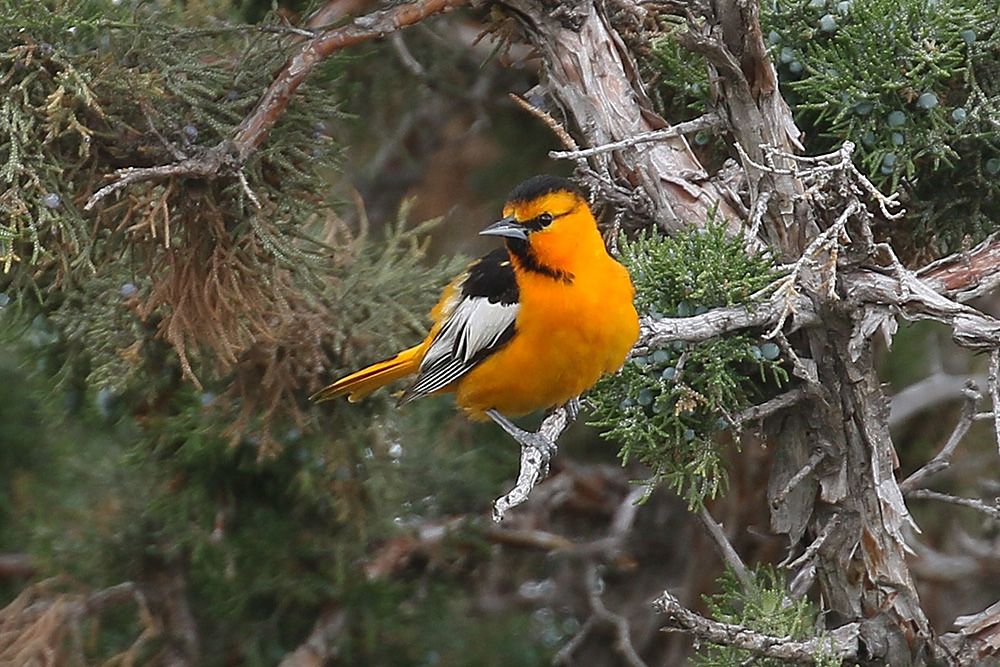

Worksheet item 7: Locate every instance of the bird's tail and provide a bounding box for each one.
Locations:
[310,345,423,403]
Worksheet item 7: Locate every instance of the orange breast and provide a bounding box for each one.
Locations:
[454,253,638,419]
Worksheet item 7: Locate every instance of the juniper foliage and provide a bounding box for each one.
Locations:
[693,566,841,667]
[588,219,787,506]
[762,0,1000,253]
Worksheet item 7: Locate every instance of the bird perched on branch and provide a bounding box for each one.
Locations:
[312,175,639,452]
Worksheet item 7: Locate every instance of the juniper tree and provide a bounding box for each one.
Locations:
[3,0,1000,665]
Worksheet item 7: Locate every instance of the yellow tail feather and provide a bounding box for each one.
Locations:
[310,345,423,403]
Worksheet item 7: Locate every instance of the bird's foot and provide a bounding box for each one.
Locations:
[486,409,557,460]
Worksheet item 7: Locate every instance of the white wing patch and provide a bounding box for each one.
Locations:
[404,296,519,400]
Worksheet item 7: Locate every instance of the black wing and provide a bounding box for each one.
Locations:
[401,249,519,402]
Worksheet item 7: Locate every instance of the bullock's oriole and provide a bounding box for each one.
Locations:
[312,175,639,451]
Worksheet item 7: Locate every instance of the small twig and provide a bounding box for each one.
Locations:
[555,563,649,667]
[84,153,236,211]
[991,349,1000,458]
[744,189,770,253]
[757,141,904,220]
[258,23,317,38]
[697,508,751,589]
[493,403,576,521]
[762,141,853,169]
[900,381,982,493]
[239,170,263,212]
[770,449,826,510]
[654,591,859,664]
[509,93,579,152]
[780,514,840,570]
[734,141,795,176]
[733,386,809,425]
[549,113,722,160]
[907,489,1000,521]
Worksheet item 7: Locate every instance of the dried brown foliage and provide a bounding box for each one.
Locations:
[0,578,156,666]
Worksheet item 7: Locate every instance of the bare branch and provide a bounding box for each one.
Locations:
[907,489,1000,522]
[697,508,751,589]
[991,349,1000,458]
[733,386,809,425]
[555,563,649,667]
[844,269,1000,351]
[634,287,818,355]
[85,0,468,209]
[549,114,723,160]
[770,449,826,509]
[654,591,859,664]
[900,381,982,493]
[84,150,239,210]
[493,402,577,521]
[780,513,842,571]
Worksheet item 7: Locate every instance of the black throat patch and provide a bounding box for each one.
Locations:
[505,238,574,284]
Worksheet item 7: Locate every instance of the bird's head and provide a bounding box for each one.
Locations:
[479,175,591,243]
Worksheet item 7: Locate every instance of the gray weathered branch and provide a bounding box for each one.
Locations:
[654,591,859,664]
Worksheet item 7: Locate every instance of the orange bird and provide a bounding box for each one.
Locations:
[311,175,639,451]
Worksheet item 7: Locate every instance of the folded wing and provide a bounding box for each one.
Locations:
[401,248,519,402]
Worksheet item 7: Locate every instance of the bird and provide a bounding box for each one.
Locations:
[311,174,639,453]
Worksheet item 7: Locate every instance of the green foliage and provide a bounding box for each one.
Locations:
[588,218,787,506]
[0,3,532,663]
[645,31,712,120]
[694,566,840,667]
[0,0,357,423]
[762,0,1000,251]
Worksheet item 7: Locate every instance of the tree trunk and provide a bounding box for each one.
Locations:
[506,0,936,662]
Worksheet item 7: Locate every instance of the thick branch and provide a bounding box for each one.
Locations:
[233,0,468,153]
[654,591,859,664]
[493,402,577,521]
[635,287,817,353]
[917,235,1000,302]
[504,0,741,232]
[844,269,1000,350]
[85,0,468,209]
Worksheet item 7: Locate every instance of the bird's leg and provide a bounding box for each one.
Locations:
[486,409,557,459]
[489,400,582,521]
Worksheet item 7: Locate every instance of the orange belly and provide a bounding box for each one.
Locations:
[453,260,638,419]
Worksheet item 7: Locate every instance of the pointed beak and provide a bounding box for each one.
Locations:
[479,215,527,241]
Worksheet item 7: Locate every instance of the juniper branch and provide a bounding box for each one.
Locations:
[654,591,859,664]
[85,0,469,209]
[900,381,982,493]
[493,401,577,521]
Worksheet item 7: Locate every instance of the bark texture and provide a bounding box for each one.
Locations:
[505,0,1000,664]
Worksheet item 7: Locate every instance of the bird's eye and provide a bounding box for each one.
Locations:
[538,213,554,226]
